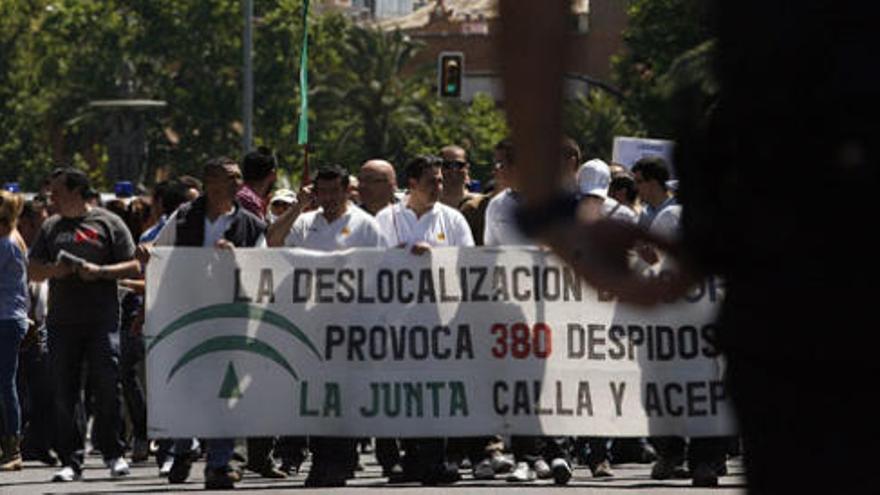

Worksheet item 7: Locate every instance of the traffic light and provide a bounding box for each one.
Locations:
[438,52,464,98]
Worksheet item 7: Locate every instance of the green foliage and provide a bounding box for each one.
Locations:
[0,3,509,190]
[563,90,641,162]
[612,0,714,136]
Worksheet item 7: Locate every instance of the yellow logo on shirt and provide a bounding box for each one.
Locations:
[341,226,351,236]
[437,232,446,241]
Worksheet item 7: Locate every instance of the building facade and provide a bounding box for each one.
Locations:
[376,0,628,102]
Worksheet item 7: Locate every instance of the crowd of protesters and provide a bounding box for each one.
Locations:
[0,140,737,489]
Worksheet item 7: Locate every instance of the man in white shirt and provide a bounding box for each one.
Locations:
[151,157,267,490]
[374,156,473,486]
[269,165,382,487]
[438,145,481,209]
[632,156,677,230]
[631,157,679,265]
[483,143,574,486]
[273,165,381,251]
[376,155,474,251]
[576,159,638,225]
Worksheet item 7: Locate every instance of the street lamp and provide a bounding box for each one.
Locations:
[88,99,167,186]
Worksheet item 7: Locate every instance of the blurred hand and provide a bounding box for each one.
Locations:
[135,244,152,265]
[636,242,660,265]
[541,219,696,306]
[410,242,432,256]
[299,184,316,212]
[77,262,103,282]
[53,261,75,279]
[215,239,235,251]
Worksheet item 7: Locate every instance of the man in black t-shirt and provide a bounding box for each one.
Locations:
[29,168,140,482]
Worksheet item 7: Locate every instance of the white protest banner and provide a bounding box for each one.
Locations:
[612,136,676,174]
[145,246,734,439]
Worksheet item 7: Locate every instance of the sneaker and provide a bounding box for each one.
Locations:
[590,459,614,478]
[551,458,573,485]
[52,466,81,482]
[159,458,174,477]
[108,457,130,478]
[534,459,552,479]
[506,461,536,482]
[489,452,515,473]
[692,462,719,487]
[651,457,690,480]
[204,465,239,490]
[472,458,495,480]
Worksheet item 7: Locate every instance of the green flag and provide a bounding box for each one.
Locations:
[297,0,310,145]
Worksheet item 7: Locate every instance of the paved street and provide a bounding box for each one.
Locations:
[1,453,746,494]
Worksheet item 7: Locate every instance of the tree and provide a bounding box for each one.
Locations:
[311,26,434,170]
[611,0,714,136]
[0,1,511,190]
[406,94,508,182]
[563,90,641,162]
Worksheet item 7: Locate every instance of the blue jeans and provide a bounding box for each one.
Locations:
[48,322,125,472]
[0,318,27,436]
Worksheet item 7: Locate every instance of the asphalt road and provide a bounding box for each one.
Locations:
[0,452,746,494]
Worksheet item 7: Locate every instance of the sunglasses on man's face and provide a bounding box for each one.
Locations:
[441,160,467,171]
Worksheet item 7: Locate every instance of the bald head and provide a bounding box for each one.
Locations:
[358,159,397,215]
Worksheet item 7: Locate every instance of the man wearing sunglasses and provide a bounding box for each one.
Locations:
[439,145,480,210]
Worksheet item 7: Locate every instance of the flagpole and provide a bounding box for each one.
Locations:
[298,0,311,185]
[303,144,311,185]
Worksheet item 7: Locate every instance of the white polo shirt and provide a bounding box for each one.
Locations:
[649,204,682,242]
[284,203,382,250]
[483,189,533,247]
[375,199,474,248]
[602,197,638,224]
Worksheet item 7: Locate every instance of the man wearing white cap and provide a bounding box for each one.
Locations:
[267,189,297,224]
[576,159,638,225]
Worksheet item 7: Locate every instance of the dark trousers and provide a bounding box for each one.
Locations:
[309,437,357,480]
[652,436,727,470]
[275,436,308,468]
[119,293,146,441]
[17,326,55,455]
[401,438,446,478]
[375,438,401,470]
[48,322,125,471]
[246,437,274,468]
[173,438,235,469]
[575,437,613,466]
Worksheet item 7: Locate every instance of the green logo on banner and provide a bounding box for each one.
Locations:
[219,362,243,399]
[148,303,323,397]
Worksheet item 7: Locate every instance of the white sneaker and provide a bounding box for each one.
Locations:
[159,458,174,477]
[109,457,131,478]
[534,459,552,479]
[551,457,573,485]
[473,458,495,480]
[506,462,536,482]
[490,453,515,473]
[52,466,81,482]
